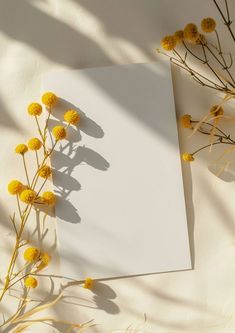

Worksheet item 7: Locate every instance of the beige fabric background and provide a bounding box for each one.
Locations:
[1,0,235,332]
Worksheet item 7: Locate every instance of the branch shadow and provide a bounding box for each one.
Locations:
[0,0,113,68]
[47,98,109,225]
[0,96,22,131]
[61,279,119,315]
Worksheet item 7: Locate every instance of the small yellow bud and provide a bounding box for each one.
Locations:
[15,144,28,155]
[42,191,56,205]
[37,252,51,271]
[24,276,38,288]
[174,30,184,44]
[28,103,42,116]
[41,92,57,107]
[8,180,24,195]
[52,126,67,141]
[83,277,94,289]
[28,138,42,151]
[24,247,40,262]
[181,114,192,129]
[38,165,52,179]
[184,23,199,42]
[64,110,80,125]
[201,17,216,33]
[20,189,37,204]
[182,153,194,162]
[161,35,177,51]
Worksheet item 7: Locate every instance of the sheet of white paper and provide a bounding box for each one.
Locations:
[42,61,191,280]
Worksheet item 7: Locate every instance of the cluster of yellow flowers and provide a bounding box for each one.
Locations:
[23,247,51,288]
[1,90,95,332]
[6,91,95,296]
[7,91,81,206]
[161,17,216,51]
[1,90,96,333]
[8,180,55,205]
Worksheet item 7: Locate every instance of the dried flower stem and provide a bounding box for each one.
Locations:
[22,155,30,187]
[213,0,235,44]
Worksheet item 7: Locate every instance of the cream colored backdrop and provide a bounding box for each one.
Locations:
[1,0,235,332]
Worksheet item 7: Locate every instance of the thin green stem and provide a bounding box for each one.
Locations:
[22,155,30,187]
[16,195,22,220]
[35,116,46,154]
[10,214,18,238]
[35,151,39,168]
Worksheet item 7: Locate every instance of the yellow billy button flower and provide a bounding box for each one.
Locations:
[52,125,67,141]
[194,33,206,45]
[210,104,224,117]
[20,189,37,204]
[24,247,40,262]
[41,92,57,107]
[15,144,28,155]
[41,252,51,265]
[201,17,216,33]
[24,276,38,288]
[83,277,94,289]
[42,191,56,205]
[183,23,199,42]
[28,103,42,116]
[161,35,176,51]
[38,165,52,179]
[37,252,51,271]
[28,137,42,151]
[182,153,194,162]
[174,30,184,44]
[64,109,80,125]
[181,114,192,129]
[8,180,24,195]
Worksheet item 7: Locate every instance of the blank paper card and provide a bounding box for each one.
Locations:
[42,61,191,280]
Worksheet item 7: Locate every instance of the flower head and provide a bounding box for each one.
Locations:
[41,252,51,265]
[24,276,38,288]
[52,125,67,141]
[193,33,206,45]
[20,189,37,204]
[64,109,80,125]
[83,277,94,289]
[42,191,56,205]
[210,104,224,117]
[161,35,176,51]
[15,144,28,155]
[24,247,40,262]
[38,165,52,179]
[28,137,42,151]
[182,153,194,162]
[8,180,24,195]
[37,252,51,271]
[41,92,57,107]
[201,17,216,33]
[184,23,199,42]
[181,114,192,128]
[174,30,184,44]
[28,103,42,116]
